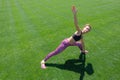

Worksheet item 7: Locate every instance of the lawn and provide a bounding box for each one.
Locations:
[0,0,120,80]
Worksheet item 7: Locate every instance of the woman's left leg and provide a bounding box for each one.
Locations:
[70,42,83,51]
[75,42,83,51]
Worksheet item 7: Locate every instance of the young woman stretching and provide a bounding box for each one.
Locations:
[41,6,91,69]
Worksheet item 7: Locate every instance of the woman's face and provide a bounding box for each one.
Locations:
[82,26,91,33]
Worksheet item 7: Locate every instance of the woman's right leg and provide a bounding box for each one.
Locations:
[41,39,69,69]
[44,39,69,61]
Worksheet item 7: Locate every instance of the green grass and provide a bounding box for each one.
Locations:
[0,0,120,80]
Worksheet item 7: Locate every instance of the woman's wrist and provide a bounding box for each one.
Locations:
[81,50,88,54]
[73,13,77,15]
[81,50,85,53]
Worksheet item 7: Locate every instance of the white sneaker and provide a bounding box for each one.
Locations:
[41,60,46,69]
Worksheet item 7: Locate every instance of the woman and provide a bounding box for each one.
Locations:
[41,6,91,69]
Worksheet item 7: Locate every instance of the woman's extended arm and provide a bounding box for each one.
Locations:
[80,39,88,54]
[72,6,81,32]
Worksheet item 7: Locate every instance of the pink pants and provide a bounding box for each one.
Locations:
[44,38,82,61]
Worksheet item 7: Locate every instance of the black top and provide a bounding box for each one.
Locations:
[72,32,82,41]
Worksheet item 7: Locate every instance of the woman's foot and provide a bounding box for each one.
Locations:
[41,60,46,69]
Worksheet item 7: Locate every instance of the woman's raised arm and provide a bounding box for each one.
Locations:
[72,6,81,32]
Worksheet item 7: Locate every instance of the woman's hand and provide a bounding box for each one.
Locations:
[72,5,77,15]
[81,50,88,54]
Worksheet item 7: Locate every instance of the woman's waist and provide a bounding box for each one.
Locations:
[67,37,76,44]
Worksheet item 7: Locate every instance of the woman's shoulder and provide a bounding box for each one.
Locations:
[74,31,82,35]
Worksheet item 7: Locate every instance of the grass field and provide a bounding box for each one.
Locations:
[0,0,120,80]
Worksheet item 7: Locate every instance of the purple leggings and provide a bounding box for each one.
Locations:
[44,38,82,61]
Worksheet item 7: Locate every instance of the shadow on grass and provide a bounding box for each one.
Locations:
[46,53,94,80]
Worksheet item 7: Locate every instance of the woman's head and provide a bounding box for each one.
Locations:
[82,24,91,34]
